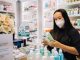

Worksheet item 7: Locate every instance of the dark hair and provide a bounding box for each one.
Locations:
[53,9,73,32]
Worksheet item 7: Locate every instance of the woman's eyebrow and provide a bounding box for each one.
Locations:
[58,16,62,18]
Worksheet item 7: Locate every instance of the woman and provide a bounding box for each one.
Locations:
[42,9,80,60]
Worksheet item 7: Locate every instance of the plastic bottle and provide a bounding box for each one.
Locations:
[59,49,64,60]
[42,56,48,60]
[28,49,34,60]
[46,32,54,41]
[40,44,44,56]
[43,46,49,60]
[54,48,60,60]
[52,49,54,56]
[35,51,41,60]
[49,55,54,60]
[49,48,55,60]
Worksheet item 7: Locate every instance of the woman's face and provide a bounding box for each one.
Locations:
[53,12,64,21]
[53,12,65,28]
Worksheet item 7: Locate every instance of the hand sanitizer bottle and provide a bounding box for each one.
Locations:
[59,49,64,60]
[28,50,34,60]
[40,44,44,56]
[49,55,54,60]
[43,46,49,60]
[35,49,41,60]
[54,48,60,60]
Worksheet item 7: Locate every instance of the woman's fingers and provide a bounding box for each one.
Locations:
[42,40,49,46]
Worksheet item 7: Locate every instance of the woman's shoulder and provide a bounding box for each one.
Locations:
[68,28,80,37]
[69,28,79,34]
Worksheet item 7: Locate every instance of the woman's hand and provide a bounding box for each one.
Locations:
[42,40,50,46]
[49,40,62,48]
[42,39,79,55]
[42,39,62,48]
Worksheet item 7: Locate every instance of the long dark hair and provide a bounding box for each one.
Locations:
[50,9,75,40]
[53,9,73,32]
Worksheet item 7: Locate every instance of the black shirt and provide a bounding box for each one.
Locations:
[47,28,80,60]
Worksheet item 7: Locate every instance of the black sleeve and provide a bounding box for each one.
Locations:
[69,29,80,55]
[47,45,53,51]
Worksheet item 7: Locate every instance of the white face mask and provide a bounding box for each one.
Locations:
[55,19,65,28]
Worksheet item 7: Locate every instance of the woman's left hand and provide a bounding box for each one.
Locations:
[49,40,62,48]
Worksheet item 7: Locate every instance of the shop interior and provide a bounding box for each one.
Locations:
[0,0,80,60]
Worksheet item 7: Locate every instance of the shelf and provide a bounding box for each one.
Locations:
[0,1,12,5]
[0,10,14,13]
[65,1,80,6]
[69,14,80,17]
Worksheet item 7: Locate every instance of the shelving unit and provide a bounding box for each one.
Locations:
[0,0,15,34]
[18,0,39,43]
[42,0,56,33]
[65,1,80,6]
[0,1,12,5]
[69,14,80,17]
[0,11,15,17]
[59,0,80,31]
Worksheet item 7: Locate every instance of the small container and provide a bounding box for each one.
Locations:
[42,56,48,60]
[54,48,60,60]
[59,49,64,60]
[0,4,4,11]
[49,56,54,60]
[35,52,41,60]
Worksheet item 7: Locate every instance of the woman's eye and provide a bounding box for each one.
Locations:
[59,18,61,19]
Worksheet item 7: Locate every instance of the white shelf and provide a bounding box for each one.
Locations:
[69,14,80,17]
[0,1,12,5]
[0,10,14,14]
[65,1,80,6]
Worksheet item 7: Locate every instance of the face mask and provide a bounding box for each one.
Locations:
[55,19,65,28]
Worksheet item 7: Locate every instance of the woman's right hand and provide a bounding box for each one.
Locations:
[42,40,50,46]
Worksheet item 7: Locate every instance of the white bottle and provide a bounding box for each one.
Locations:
[35,48,41,60]
[42,56,48,60]
[49,55,54,60]
[28,50,34,60]
[42,47,49,60]
[35,52,41,60]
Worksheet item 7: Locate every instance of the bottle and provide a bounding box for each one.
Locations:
[49,49,54,60]
[54,48,60,60]
[51,49,54,56]
[49,55,54,60]
[40,44,44,56]
[43,46,49,60]
[42,56,48,60]
[46,32,54,41]
[35,50,41,60]
[59,49,64,60]
[28,49,34,60]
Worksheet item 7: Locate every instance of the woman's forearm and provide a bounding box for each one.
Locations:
[49,41,79,55]
[59,43,79,55]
